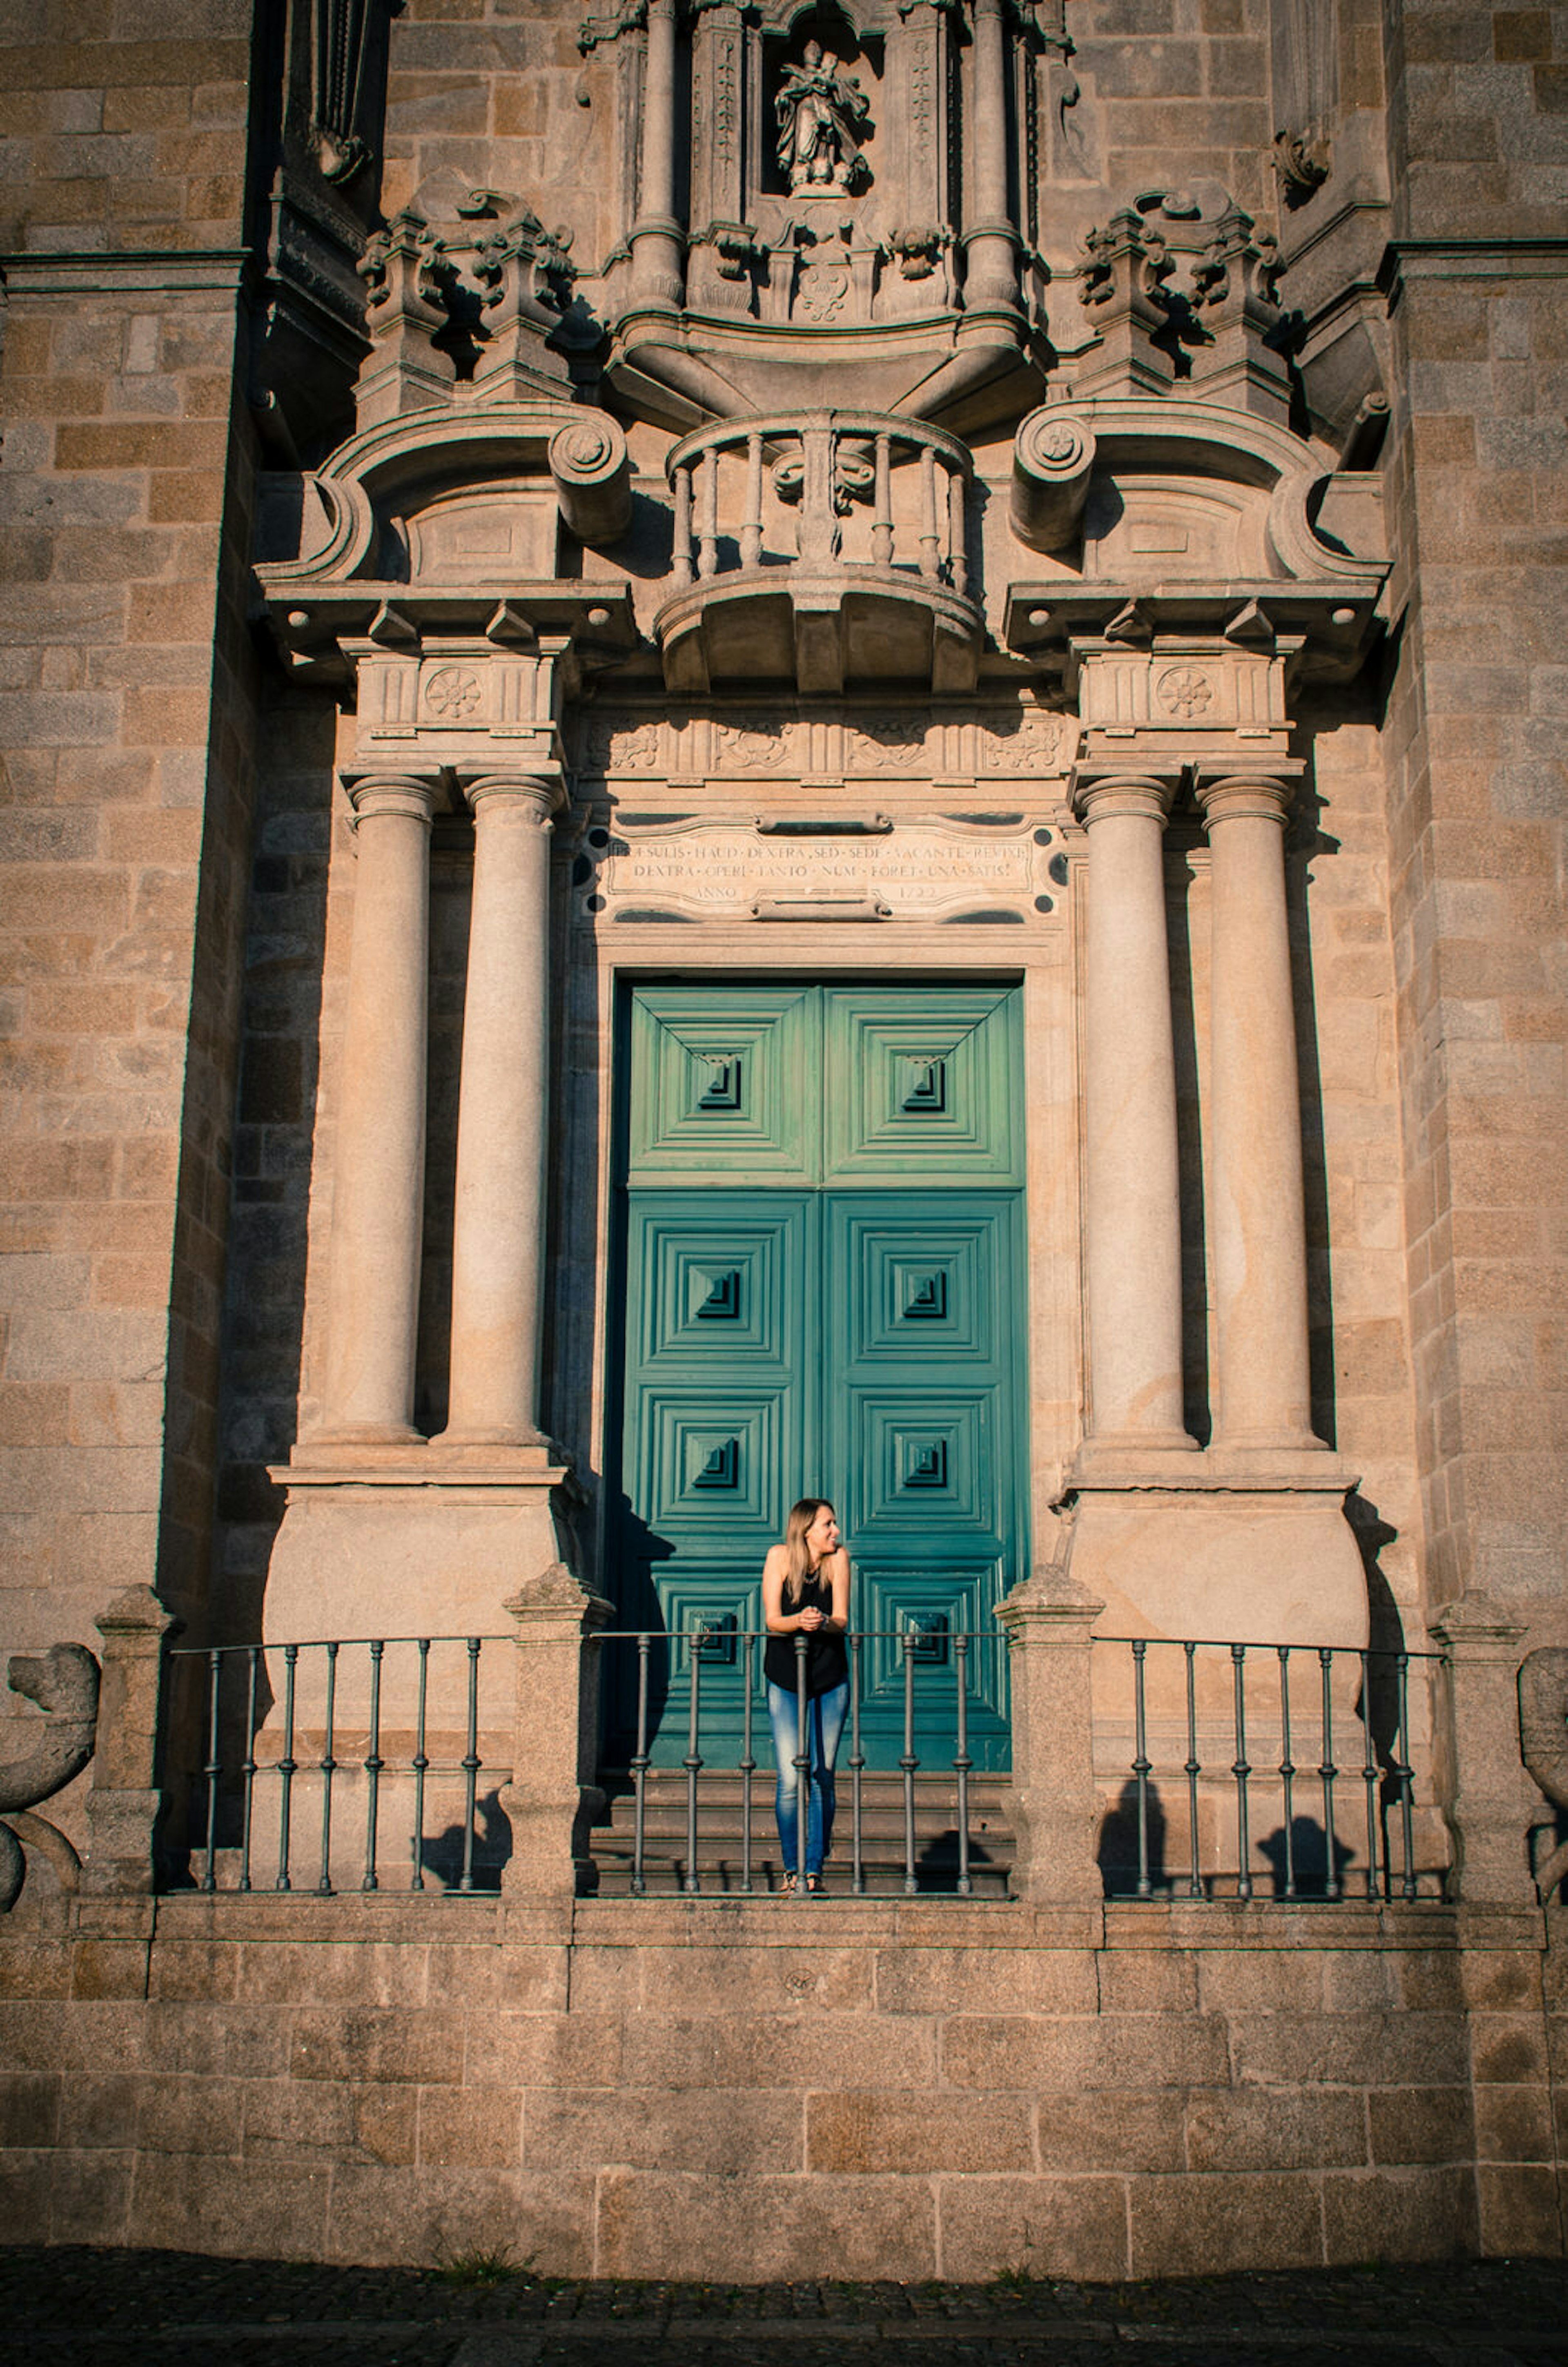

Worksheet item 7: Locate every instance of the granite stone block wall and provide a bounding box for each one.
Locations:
[1,1897,1558,2277]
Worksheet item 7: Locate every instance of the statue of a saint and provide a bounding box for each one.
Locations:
[775,40,870,195]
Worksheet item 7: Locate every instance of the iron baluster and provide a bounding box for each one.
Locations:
[200,1646,222,1893]
[900,1629,919,1895]
[1361,1647,1381,1901]
[684,1631,704,1895]
[1319,1646,1340,1900]
[1278,1646,1296,1901]
[276,1642,298,1892]
[238,1647,259,1894]
[1132,1638,1152,1898]
[459,1637,480,1895]
[410,1638,429,1891]
[630,1632,650,1897]
[739,1631,755,1896]
[794,1633,808,1895]
[362,1637,384,1892]
[954,1631,972,1897]
[1231,1642,1252,1901]
[1396,1651,1418,1901]
[1184,1639,1203,1898]
[317,1640,339,1895]
[849,1631,865,1898]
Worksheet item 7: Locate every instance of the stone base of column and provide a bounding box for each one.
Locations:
[262,1462,572,1649]
[1071,1435,1202,1478]
[1060,1472,1369,1650]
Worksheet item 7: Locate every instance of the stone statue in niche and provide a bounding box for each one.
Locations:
[775,41,870,196]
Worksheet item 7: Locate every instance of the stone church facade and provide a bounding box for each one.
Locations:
[0,0,1565,2278]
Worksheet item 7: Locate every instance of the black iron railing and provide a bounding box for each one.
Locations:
[166,1628,1446,1903]
[168,1635,508,1896]
[607,1625,996,1899]
[1093,1636,1446,1903]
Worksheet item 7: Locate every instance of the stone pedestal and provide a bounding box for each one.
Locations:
[262,1457,570,1651]
[998,1568,1105,1903]
[1429,1594,1535,1907]
[498,1562,612,1899]
[82,1585,176,1897]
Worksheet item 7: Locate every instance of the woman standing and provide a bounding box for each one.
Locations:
[762,1498,851,1897]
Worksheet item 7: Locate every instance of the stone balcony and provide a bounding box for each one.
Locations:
[653,410,983,698]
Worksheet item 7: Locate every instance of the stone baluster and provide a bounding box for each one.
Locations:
[319,774,437,1444]
[440,773,562,1448]
[1196,770,1321,1453]
[1073,770,1196,1460]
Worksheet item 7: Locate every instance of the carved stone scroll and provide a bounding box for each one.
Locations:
[0,1643,100,1910]
[1519,1646,1568,1899]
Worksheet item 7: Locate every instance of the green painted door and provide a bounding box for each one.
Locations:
[609,985,1026,1770]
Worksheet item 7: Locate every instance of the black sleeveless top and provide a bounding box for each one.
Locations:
[764,1565,849,1695]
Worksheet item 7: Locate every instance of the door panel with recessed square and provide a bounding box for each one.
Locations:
[611,985,1025,1771]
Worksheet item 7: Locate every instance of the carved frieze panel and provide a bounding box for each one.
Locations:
[1076,653,1285,736]
[571,704,1071,788]
[351,650,563,768]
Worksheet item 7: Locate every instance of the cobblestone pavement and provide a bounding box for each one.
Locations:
[2,2249,1566,2367]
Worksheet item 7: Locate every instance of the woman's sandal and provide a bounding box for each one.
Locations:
[804,1872,824,1898]
[780,1872,797,1899]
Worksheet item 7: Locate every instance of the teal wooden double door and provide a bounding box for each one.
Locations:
[609,984,1027,1771]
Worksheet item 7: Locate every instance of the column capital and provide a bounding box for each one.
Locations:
[1070,767,1180,827]
[458,770,565,821]
[1194,767,1302,829]
[342,772,440,828]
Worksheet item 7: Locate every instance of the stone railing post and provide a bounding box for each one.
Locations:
[998,1569,1105,1903]
[1428,1594,1535,1906]
[498,1563,613,1899]
[82,1585,176,1896]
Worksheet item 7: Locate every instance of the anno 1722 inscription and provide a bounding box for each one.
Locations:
[582,817,1060,922]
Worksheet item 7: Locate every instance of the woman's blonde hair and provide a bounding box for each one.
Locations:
[782,1497,834,1607]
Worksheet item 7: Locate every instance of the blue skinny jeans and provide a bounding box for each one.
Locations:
[767,1676,850,1880]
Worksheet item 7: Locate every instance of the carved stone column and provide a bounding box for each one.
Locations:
[963,0,1019,315]
[441,773,561,1447]
[1196,769,1320,1453]
[319,773,437,1444]
[1072,769,1196,1461]
[631,0,685,310]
